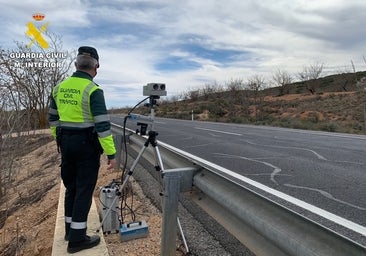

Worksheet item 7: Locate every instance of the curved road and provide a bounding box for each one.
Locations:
[112,116,366,245]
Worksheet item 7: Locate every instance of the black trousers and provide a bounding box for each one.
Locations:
[60,130,100,242]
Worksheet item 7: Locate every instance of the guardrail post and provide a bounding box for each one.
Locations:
[161,169,182,256]
[160,167,196,255]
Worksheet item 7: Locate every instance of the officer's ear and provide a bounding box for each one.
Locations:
[94,63,99,73]
[92,63,99,77]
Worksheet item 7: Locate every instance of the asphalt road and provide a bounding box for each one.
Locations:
[111,115,366,245]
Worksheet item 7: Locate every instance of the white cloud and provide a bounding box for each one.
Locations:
[1,0,366,108]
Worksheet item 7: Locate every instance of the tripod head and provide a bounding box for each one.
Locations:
[140,96,158,135]
[128,83,167,135]
[144,95,160,108]
[143,83,166,111]
[141,83,166,132]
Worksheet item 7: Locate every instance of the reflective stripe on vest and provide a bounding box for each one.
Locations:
[82,82,97,123]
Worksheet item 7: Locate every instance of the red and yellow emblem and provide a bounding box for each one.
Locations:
[27,13,49,49]
[32,13,45,21]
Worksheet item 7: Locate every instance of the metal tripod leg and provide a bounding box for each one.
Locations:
[97,130,164,232]
[97,130,189,253]
[97,142,148,232]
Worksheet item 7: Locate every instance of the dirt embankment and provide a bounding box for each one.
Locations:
[0,135,60,256]
[0,134,185,256]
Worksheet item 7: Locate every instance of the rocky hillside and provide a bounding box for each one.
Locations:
[151,71,366,134]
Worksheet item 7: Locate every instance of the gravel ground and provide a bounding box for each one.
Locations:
[129,153,255,256]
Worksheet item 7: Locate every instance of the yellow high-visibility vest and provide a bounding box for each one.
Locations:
[53,77,98,127]
[50,76,116,156]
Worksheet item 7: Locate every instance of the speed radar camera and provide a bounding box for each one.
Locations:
[143,83,167,97]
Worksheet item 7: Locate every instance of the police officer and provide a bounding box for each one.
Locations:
[48,46,116,253]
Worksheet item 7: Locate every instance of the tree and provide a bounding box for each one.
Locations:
[247,75,266,94]
[297,63,324,94]
[272,69,293,95]
[0,32,75,130]
[225,78,245,104]
[247,75,266,120]
[298,62,324,81]
[200,81,223,100]
[226,78,244,92]
[0,33,74,203]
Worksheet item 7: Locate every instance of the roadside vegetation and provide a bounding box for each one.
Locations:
[112,67,366,135]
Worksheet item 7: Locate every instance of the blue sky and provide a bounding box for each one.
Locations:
[1,0,366,108]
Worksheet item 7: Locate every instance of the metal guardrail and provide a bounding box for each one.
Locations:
[111,123,366,256]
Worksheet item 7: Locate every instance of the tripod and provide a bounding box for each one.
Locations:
[97,96,164,231]
[97,95,189,253]
[121,129,164,191]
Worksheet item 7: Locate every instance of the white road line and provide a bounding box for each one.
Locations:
[214,153,283,185]
[216,152,366,211]
[159,141,366,236]
[284,184,366,211]
[194,127,242,136]
[245,140,327,160]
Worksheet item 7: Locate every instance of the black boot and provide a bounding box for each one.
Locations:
[67,235,100,253]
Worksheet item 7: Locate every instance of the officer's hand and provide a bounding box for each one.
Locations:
[107,158,116,170]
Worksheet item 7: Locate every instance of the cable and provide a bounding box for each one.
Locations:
[120,183,136,224]
[120,96,150,223]
[121,96,150,182]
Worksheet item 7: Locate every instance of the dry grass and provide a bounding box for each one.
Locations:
[0,135,185,256]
